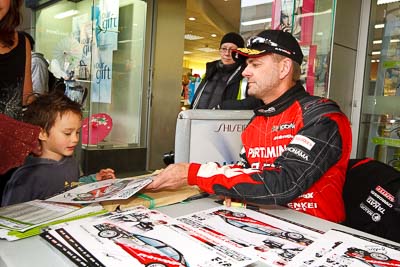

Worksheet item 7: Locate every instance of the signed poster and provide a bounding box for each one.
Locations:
[47,176,153,204]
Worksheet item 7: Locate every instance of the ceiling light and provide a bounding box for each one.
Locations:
[196,47,218,52]
[241,18,272,26]
[188,17,196,21]
[184,34,204,40]
[371,59,376,63]
[54,9,79,19]
[184,51,192,54]
[377,0,400,5]
[211,34,217,37]
[373,39,399,44]
[372,51,381,55]
[374,23,384,29]
[241,0,273,7]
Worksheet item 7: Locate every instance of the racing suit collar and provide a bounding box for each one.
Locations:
[254,81,308,116]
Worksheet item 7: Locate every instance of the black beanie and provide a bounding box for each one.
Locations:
[220,32,244,48]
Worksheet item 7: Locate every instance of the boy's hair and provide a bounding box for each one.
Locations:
[23,92,82,134]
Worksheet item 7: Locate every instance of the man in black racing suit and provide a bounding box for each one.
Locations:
[147,30,352,223]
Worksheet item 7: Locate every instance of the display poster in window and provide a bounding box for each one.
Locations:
[72,13,92,80]
[314,54,330,97]
[91,48,113,103]
[300,45,317,95]
[271,0,315,45]
[95,0,119,50]
[383,61,400,96]
[90,0,119,103]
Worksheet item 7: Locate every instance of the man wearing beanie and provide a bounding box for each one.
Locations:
[149,30,352,224]
[191,32,262,109]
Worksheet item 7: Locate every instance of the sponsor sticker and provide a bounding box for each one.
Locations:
[291,135,315,151]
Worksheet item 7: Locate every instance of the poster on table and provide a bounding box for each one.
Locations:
[47,176,153,204]
[287,229,400,267]
[41,206,257,267]
[0,200,79,232]
[176,206,322,266]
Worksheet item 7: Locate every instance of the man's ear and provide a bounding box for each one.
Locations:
[279,58,292,79]
[38,128,48,141]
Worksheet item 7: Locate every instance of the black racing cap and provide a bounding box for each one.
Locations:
[233,30,303,65]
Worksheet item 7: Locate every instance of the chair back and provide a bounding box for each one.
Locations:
[343,158,400,243]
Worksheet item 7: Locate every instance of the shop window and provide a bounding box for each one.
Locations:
[240,0,336,97]
[359,1,400,169]
[34,0,148,149]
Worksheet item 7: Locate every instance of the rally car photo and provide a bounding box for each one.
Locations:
[344,247,400,267]
[211,209,313,246]
[94,223,188,267]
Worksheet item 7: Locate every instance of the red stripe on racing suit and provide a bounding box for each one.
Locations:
[188,82,352,223]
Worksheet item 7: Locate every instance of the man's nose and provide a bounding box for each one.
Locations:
[242,65,250,77]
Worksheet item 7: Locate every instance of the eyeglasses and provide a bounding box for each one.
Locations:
[219,47,235,53]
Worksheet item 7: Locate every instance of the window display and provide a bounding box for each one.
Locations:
[359,2,400,169]
[34,0,148,150]
[240,0,335,98]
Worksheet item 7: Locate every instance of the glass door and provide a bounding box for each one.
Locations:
[240,0,336,98]
[34,0,150,174]
[358,1,400,170]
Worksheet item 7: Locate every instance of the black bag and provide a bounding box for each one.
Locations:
[343,158,400,242]
[48,71,66,93]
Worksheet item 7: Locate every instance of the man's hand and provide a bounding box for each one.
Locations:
[96,168,116,181]
[146,163,190,190]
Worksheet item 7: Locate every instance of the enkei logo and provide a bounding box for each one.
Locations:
[272,123,295,132]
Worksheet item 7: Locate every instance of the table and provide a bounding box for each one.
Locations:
[0,198,399,267]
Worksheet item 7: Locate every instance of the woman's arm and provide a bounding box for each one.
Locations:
[23,35,33,105]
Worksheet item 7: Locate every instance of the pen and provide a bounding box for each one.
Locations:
[215,200,260,211]
[182,192,210,202]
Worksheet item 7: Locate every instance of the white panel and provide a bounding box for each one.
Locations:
[174,110,253,164]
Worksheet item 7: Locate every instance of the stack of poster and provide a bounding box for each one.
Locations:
[40,205,400,266]
[0,200,105,241]
[0,176,152,241]
[287,229,400,267]
[176,206,323,266]
[41,206,257,267]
